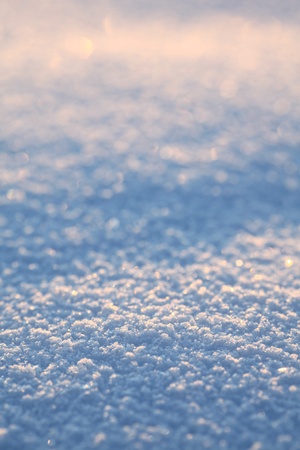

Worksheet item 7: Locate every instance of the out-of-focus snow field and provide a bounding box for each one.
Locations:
[1,1,300,449]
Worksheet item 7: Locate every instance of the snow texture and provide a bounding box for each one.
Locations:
[1,1,300,449]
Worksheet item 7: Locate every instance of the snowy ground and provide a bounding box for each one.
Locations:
[1,1,300,449]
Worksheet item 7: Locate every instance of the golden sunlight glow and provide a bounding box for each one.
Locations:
[2,9,300,93]
[83,16,300,71]
[285,259,294,268]
[64,35,94,59]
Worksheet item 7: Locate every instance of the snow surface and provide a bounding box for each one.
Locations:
[1,1,300,449]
